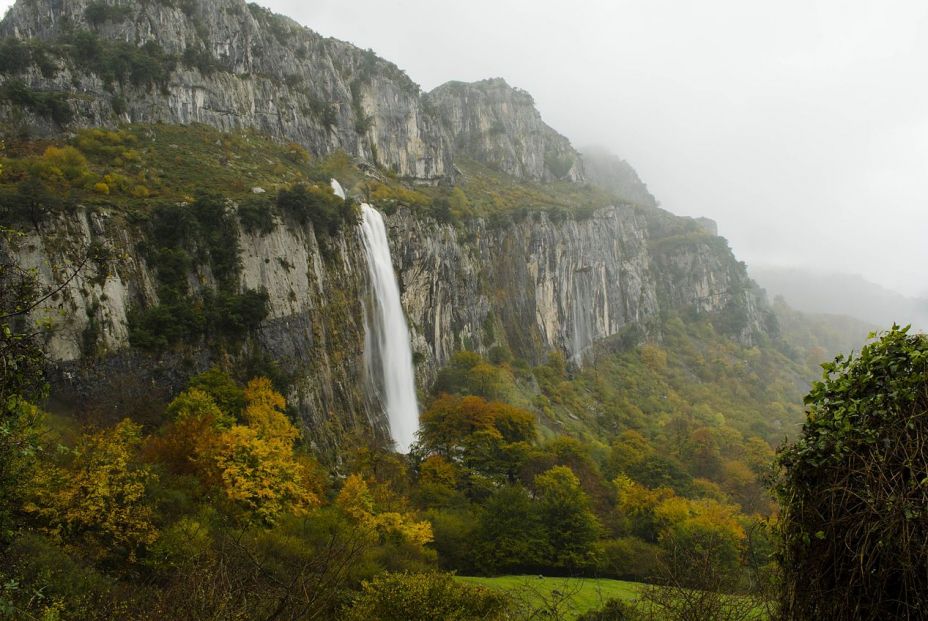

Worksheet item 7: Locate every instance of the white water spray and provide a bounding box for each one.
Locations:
[330,178,346,200]
[357,200,420,452]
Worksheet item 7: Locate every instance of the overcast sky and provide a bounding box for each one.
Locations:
[4,0,926,296]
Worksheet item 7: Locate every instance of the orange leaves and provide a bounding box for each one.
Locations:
[148,375,317,524]
[420,394,536,456]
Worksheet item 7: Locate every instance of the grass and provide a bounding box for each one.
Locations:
[457,575,643,618]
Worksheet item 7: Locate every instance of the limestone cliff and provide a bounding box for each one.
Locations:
[0,0,450,181]
[428,78,584,182]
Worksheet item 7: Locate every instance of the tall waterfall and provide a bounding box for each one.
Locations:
[357,201,420,452]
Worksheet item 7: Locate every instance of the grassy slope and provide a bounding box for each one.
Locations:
[458,575,642,618]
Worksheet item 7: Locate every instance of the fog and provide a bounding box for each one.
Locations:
[4,0,926,298]
[267,0,928,299]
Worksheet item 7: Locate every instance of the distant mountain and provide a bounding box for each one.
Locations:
[750,266,928,332]
[580,145,658,207]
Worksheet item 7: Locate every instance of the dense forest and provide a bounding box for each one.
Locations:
[0,127,893,620]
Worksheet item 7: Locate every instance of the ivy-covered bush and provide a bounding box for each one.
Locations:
[775,325,928,620]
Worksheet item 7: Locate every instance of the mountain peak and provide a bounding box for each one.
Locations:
[428,78,582,182]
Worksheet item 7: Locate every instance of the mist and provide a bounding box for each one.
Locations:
[264,0,928,300]
[7,0,924,297]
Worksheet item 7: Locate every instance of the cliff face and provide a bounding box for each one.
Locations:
[581,146,657,207]
[394,205,765,377]
[429,79,584,182]
[0,0,450,181]
[14,194,767,449]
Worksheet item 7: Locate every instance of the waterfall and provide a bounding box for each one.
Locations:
[357,200,420,452]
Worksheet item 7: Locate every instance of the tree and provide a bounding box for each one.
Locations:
[416,394,535,489]
[152,378,318,523]
[534,466,601,571]
[472,485,547,573]
[336,474,433,548]
[0,228,49,537]
[25,419,158,561]
[775,326,928,621]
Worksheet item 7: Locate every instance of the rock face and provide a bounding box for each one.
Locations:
[11,195,769,450]
[429,79,584,182]
[393,205,766,377]
[0,0,450,181]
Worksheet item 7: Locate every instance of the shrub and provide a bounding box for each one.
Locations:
[276,182,357,235]
[775,326,928,620]
[343,572,511,621]
[0,79,72,125]
[84,2,132,25]
[0,37,31,74]
[237,196,276,235]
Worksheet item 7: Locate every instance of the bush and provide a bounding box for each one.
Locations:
[0,79,72,125]
[775,326,928,620]
[276,182,357,235]
[343,572,511,621]
[237,196,276,235]
[84,2,132,25]
[0,38,31,74]
[576,599,641,621]
[598,537,662,582]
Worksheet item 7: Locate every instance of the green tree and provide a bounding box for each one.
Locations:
[534,466,601,571]
[472,485,547,573]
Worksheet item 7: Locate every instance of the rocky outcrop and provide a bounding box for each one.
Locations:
[0,0,450,181]
[427,78,584,182]
[0,0,772,451]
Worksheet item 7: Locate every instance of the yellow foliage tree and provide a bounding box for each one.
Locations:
[150,378,318,524]
[242,377,297,444]
[26,419,158,559]
[336,474,433,547]
[209,424,316,523]
[204,379,317,523]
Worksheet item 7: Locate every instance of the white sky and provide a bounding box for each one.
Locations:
[3,0,926,296]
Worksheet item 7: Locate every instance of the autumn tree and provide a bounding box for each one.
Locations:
[149,376,317,524]
[416,393,535,491]
[25,419,159,561]
[336,474,433,549]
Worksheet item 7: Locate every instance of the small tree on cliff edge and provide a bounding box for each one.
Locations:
[775,325,928,621]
